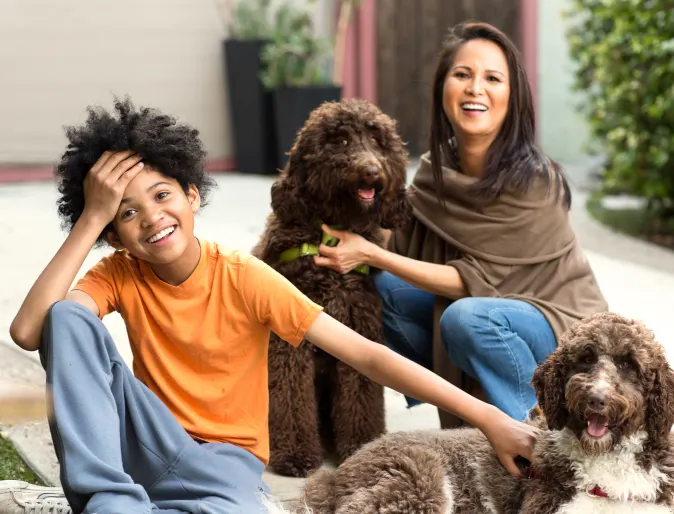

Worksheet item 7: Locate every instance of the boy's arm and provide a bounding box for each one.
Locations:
[238,255,535,475]
[10,217,104,350]
[304,311,539,476]
[10,150,144,351]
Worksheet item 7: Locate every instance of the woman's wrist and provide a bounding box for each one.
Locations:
[363,241,385,268]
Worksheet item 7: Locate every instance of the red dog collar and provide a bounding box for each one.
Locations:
[586,485,610,498]
[529,468,638,502]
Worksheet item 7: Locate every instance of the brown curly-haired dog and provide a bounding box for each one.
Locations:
[263,312,674,513]
[524,311,674,512]
[252,98,411,478]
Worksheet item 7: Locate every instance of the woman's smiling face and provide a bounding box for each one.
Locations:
[442,38,511,141]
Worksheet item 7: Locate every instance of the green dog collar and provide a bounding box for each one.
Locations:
[278,223,370,275]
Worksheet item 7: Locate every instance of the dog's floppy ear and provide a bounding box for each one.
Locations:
[645,364,674,448]
[380,188,412,230]
[270,145,311,224]
[532,349,569,431]
[379,135,411,230]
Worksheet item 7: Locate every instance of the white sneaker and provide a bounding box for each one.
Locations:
[0,481,71,513]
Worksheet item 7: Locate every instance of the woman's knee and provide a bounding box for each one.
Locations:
[439,298,490,355]
[373,271,415,314]
[373,271,400,304]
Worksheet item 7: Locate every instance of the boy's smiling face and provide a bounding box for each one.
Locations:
[105,167,202,284]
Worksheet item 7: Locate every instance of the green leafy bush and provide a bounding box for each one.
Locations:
[565,1,674,214]
[259,1,333,89]
[228,0,272,40]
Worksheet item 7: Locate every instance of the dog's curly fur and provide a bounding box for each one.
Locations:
[253,98,411,478]
[264,312,674,513]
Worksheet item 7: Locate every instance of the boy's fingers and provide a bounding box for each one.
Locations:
[101,150,137,179]
[110,154,143,183]
[90,150,114,174]
[502,456,521,477]
[119,162,145,184]
[113,162,144,193]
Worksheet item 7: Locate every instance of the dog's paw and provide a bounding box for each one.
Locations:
[271,455,322,478]
[336,443,362,465]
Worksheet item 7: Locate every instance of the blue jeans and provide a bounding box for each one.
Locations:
[39,301,270,514]
[373,271,557,421]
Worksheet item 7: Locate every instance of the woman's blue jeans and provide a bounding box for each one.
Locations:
[373,271,557,421]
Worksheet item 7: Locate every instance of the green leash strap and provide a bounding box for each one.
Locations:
[278,223,370,275]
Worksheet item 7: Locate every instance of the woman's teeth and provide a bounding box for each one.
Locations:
[461,103,488,111]
[147,226,175,243]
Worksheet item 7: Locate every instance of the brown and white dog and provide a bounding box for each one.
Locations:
[263,312,674,513]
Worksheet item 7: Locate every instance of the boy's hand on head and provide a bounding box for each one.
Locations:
[10,149,143,351]
[82,150,145,226]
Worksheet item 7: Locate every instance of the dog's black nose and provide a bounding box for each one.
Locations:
[363,165,380,181]
[588,391,606,410]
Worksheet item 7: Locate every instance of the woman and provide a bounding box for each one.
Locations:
[314,22,608,423]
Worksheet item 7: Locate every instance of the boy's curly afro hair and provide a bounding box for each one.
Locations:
[54,96,216,245]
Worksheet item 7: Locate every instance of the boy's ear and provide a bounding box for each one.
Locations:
[104,229,125,251]
[187,184,201,213]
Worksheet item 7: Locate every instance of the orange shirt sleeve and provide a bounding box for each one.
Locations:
[239,256,323,346]
[72,253,122,318]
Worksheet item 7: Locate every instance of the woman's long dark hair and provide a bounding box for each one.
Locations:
[429,22,571,208]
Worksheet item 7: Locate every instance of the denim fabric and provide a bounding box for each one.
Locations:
[373,271,557,420]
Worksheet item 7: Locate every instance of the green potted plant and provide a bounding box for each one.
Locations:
[222,0,278,175]
[260,1,341,169]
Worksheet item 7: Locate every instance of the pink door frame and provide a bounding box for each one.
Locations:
[339,0,378,104]
[340,0,538,117]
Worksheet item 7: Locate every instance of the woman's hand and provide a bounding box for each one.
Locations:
[82,150,145,225]
[479,410,540,476]
[313,225,378,274]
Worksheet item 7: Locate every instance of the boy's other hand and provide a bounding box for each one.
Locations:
[480,409,539,476]
[82,150,145,225]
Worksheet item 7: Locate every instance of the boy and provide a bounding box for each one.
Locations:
[0,99,536,513]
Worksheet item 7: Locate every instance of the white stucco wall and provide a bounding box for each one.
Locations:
[537,0,593,163]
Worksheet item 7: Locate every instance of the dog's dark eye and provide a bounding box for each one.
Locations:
[341,139,348,147]
[577,347,596,366]
[616,355,636,373]
[369,136,378,146]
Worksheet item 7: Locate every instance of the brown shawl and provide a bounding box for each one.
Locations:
[389,152,608,426]
[390,151,608,340]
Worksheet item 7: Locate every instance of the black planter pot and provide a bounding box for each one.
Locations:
[223,38,278,175]
[272,85,342,169]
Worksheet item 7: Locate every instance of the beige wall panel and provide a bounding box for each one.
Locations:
[0,0,231,164]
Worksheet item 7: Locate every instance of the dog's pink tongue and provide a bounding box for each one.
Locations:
[358,188,375,199]
[587,414,609,437]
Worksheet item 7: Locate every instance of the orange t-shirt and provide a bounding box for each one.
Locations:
[74,239,323,465]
